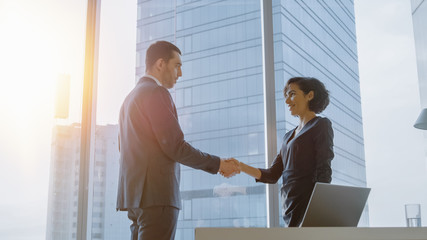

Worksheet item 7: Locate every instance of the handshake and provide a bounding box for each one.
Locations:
[218,158,241,178]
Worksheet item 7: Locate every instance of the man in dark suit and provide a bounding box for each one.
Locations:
[116,41,239,240]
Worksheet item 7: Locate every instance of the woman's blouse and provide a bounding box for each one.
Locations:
[257,116,334,227]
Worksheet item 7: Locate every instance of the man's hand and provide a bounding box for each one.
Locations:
[218,158,240,178]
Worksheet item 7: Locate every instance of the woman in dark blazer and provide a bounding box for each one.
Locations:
[239,77,334,227]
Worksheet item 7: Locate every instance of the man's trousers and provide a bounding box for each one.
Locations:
[128,206,179,240]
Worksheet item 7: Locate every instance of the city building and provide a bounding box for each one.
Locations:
[411,0,427,109]
[47,1,368,239]
[46,124,128,240]
[135,0,367,239]
[46,124,81,240]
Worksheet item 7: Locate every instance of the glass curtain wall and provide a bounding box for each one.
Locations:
[45,1,88,239]
[271,0,367,226]
[46,0,369,239]
[136,0,268,239]
[87,0,137,240]
[46,1,136,240]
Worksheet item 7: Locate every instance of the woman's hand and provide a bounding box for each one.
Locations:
[238,161,262,180]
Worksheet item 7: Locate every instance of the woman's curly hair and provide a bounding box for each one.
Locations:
[284,77,330,114]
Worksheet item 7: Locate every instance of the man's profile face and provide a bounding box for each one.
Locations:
[160,51,182,89]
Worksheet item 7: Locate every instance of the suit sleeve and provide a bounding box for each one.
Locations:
[256,152,284,184]
[312,118,334,183]
[145,87,220,174]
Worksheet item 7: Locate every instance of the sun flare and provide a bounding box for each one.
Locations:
[0,0,85,170]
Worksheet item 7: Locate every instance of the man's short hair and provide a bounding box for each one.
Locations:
[145,41,181,71]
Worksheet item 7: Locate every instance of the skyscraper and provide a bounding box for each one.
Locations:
[47,2,367,239]
[411,0,427,107]
[136,0,367,239]
[46,124,129,240]
[46,124,81,240]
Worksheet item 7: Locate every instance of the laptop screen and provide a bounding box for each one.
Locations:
[300,183,371,227]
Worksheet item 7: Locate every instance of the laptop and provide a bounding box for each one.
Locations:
[300,183,371,227]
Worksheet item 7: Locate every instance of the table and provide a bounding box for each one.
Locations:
[195,227,427,240]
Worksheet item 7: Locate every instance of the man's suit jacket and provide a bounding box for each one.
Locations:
[116,77,220,210]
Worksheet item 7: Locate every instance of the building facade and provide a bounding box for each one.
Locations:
[136,0,367,239]
[47,1,367,239]
[46,124,81,240]
[411,0,427,109]
[46,124,129,240]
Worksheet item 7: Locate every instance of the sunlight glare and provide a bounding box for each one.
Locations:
[0,1,60,172]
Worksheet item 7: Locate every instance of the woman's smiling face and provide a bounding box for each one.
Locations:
[284,83,313,117]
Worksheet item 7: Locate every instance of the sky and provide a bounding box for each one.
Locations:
[354,0,427,227]
[0,0,426,239]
